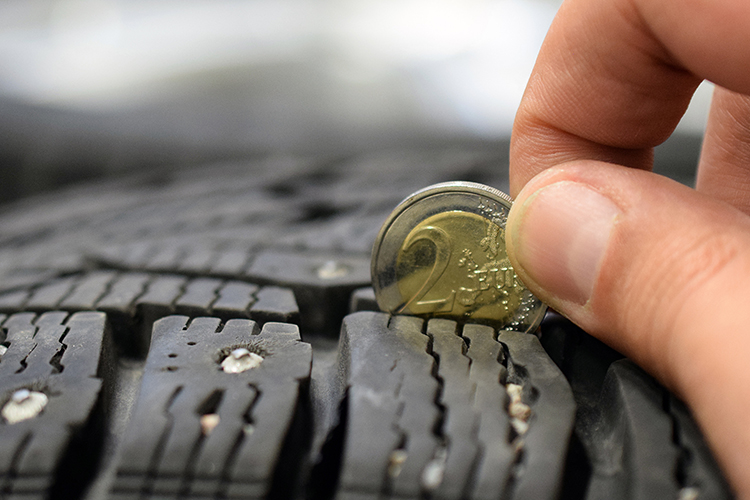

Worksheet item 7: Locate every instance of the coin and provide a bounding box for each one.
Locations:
[371,181,546,333]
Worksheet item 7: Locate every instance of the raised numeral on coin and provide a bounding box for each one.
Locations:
[398,225,455,314]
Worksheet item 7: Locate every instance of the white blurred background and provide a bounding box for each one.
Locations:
[0,0,711,196]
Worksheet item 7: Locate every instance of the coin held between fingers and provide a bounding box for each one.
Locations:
[371,181,547,333]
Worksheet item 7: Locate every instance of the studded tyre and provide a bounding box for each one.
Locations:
[0,148,733,499]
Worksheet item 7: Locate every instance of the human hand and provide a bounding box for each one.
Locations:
[506,0,750,496]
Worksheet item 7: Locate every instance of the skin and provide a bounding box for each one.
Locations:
[507,0,750,497]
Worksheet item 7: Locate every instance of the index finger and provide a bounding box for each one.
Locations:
[510,0,750,197]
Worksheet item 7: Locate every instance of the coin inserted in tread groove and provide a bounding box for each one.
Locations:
[371,181,546,332]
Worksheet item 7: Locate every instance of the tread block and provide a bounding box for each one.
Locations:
[23,277,78,311]
[144,246,187,272]
[586,360,681,500]
[95,272,151,313]
[0,312,110,498]
[348,287,378,313]
[177,246,216,274]
[338,314,445,497]
[538,315,731,500]
[0,269,60,297]
[212,282,259,320]
[667,396,733,499]
[135,274,188,316]
[101,242,157,269]
[497,330,576,500]
[174,278,224,317]
[246,250,370,333]
[250,286,299,325]
[334,313,445,498]
[209,249,251,276]
[335,312,576,500]
[111,316,312,499]
[0,290,31,311]
[0,272,300,358]
[59,270,118,310]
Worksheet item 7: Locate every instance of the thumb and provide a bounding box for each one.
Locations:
[506,161,750,497]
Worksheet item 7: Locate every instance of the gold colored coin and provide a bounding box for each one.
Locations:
[371,181,546,332]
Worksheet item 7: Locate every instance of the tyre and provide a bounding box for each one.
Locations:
[0,148,732,499]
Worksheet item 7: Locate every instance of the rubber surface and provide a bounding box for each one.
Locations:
[0,148,732,499]
[112,317,311,500]
[332,312,574,500]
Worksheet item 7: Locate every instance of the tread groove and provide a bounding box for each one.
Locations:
[427,319,480,499]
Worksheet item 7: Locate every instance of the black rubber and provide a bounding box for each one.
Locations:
[111,317,311,500]
[0,311,113,500]
[330,312,575,500]
[0,148,733,499]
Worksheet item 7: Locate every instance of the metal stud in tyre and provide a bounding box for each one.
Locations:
[111,316,312,500]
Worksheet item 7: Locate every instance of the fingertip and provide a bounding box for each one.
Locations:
[508,174,621,311]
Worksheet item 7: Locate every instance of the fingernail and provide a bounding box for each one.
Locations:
[509,181,620,305]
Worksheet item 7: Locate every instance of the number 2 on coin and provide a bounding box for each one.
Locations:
[398,225,456,314]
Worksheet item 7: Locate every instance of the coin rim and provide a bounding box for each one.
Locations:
[370,181,548,332]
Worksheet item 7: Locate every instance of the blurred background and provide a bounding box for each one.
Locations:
[0,0,712,201]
